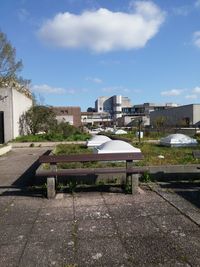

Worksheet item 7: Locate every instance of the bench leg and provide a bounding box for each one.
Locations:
[131,174,139,194]
[47,177,56,199]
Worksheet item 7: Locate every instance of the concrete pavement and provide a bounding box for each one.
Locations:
[0,148,200,266]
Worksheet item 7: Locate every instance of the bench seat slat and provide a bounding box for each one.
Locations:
[39,153,143,164]
[36,167,146,177]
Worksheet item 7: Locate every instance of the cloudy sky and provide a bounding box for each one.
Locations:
[1,0,200,110]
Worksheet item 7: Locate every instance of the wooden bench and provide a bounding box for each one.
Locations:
[36,152,146,198]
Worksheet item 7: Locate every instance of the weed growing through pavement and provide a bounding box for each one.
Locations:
[140,171,153,183]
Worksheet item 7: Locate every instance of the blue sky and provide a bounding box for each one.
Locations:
[1,0,200,111]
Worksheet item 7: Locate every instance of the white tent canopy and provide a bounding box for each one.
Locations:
[94,140,141,154]
[86,135,111,147]
[160,133,198,147]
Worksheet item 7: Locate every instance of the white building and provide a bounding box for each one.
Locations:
[95,95,132,120]
[0,86,32,143]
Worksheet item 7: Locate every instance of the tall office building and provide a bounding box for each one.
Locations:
[95,95,132,120]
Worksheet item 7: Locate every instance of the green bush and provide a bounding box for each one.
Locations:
[13,131,91,142]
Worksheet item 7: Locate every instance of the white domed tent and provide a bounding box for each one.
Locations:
[86,135,111,148]
[114,129,127,135]
[94,140,141,154]
[160,134,198,147]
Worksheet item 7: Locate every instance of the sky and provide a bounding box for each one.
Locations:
[1,0,200,111]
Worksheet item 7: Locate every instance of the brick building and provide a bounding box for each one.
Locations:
[52,106,81,127]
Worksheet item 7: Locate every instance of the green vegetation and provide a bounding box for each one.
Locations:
[140,171,153,183]
[53,143,200,167]
[40,142,200,191]
[100,130,168,143]
[54,144,92,155]
[17,104,91,142]
[20,105,57,135]
[136,142,200,166]
[14,131,90,142]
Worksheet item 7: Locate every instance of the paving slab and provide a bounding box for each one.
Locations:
[115,217,161,238]
[0,205,39,225]
[0,223,32,245]
[0,242,26,267]
[77,218,117,239]
[36,207,74,223]
[123,235,189,266]
[75,204,111,221]
[168,230,200,266]
[19,241,66,267]
[76,237,130,267]
[29,221,73,243]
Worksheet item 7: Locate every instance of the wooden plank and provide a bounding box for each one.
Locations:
[39,153,143,164]
[36,167,147,177]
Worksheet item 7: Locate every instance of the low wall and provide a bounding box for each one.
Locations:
[147,164,200,180]
[10,141,86,148]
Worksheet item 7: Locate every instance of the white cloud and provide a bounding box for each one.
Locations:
[31,84,89,95]
[86,77,103,83]
[192,86,200,93]
[161,86,200,100]
[193,31,200,48]
[37,1,166,53]
[31,84,66,94]
[161,89,184,96]
[185,94,197,99]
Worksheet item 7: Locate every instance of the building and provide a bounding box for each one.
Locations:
[117,103,178,127]
[150,104,200,127]
[132,103,178,116]
[95,95,132,120]
[81,112,111,126]
[52,106,81,127]
[0,84,32,143]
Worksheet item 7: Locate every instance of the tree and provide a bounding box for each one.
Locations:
[20,106,57,135]
[154,116,167,134]
[0,31,23,87]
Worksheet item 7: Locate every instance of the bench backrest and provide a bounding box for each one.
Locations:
[39,153,143,164]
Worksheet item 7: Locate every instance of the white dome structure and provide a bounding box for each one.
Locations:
[114,129,128,135]
[87,135,111,148]
[160,134,198,147]
[94,140,141,154]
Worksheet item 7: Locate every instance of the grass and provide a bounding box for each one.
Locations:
[54,144,92,155]
[136,142,200,166]
[53,143,200,167]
